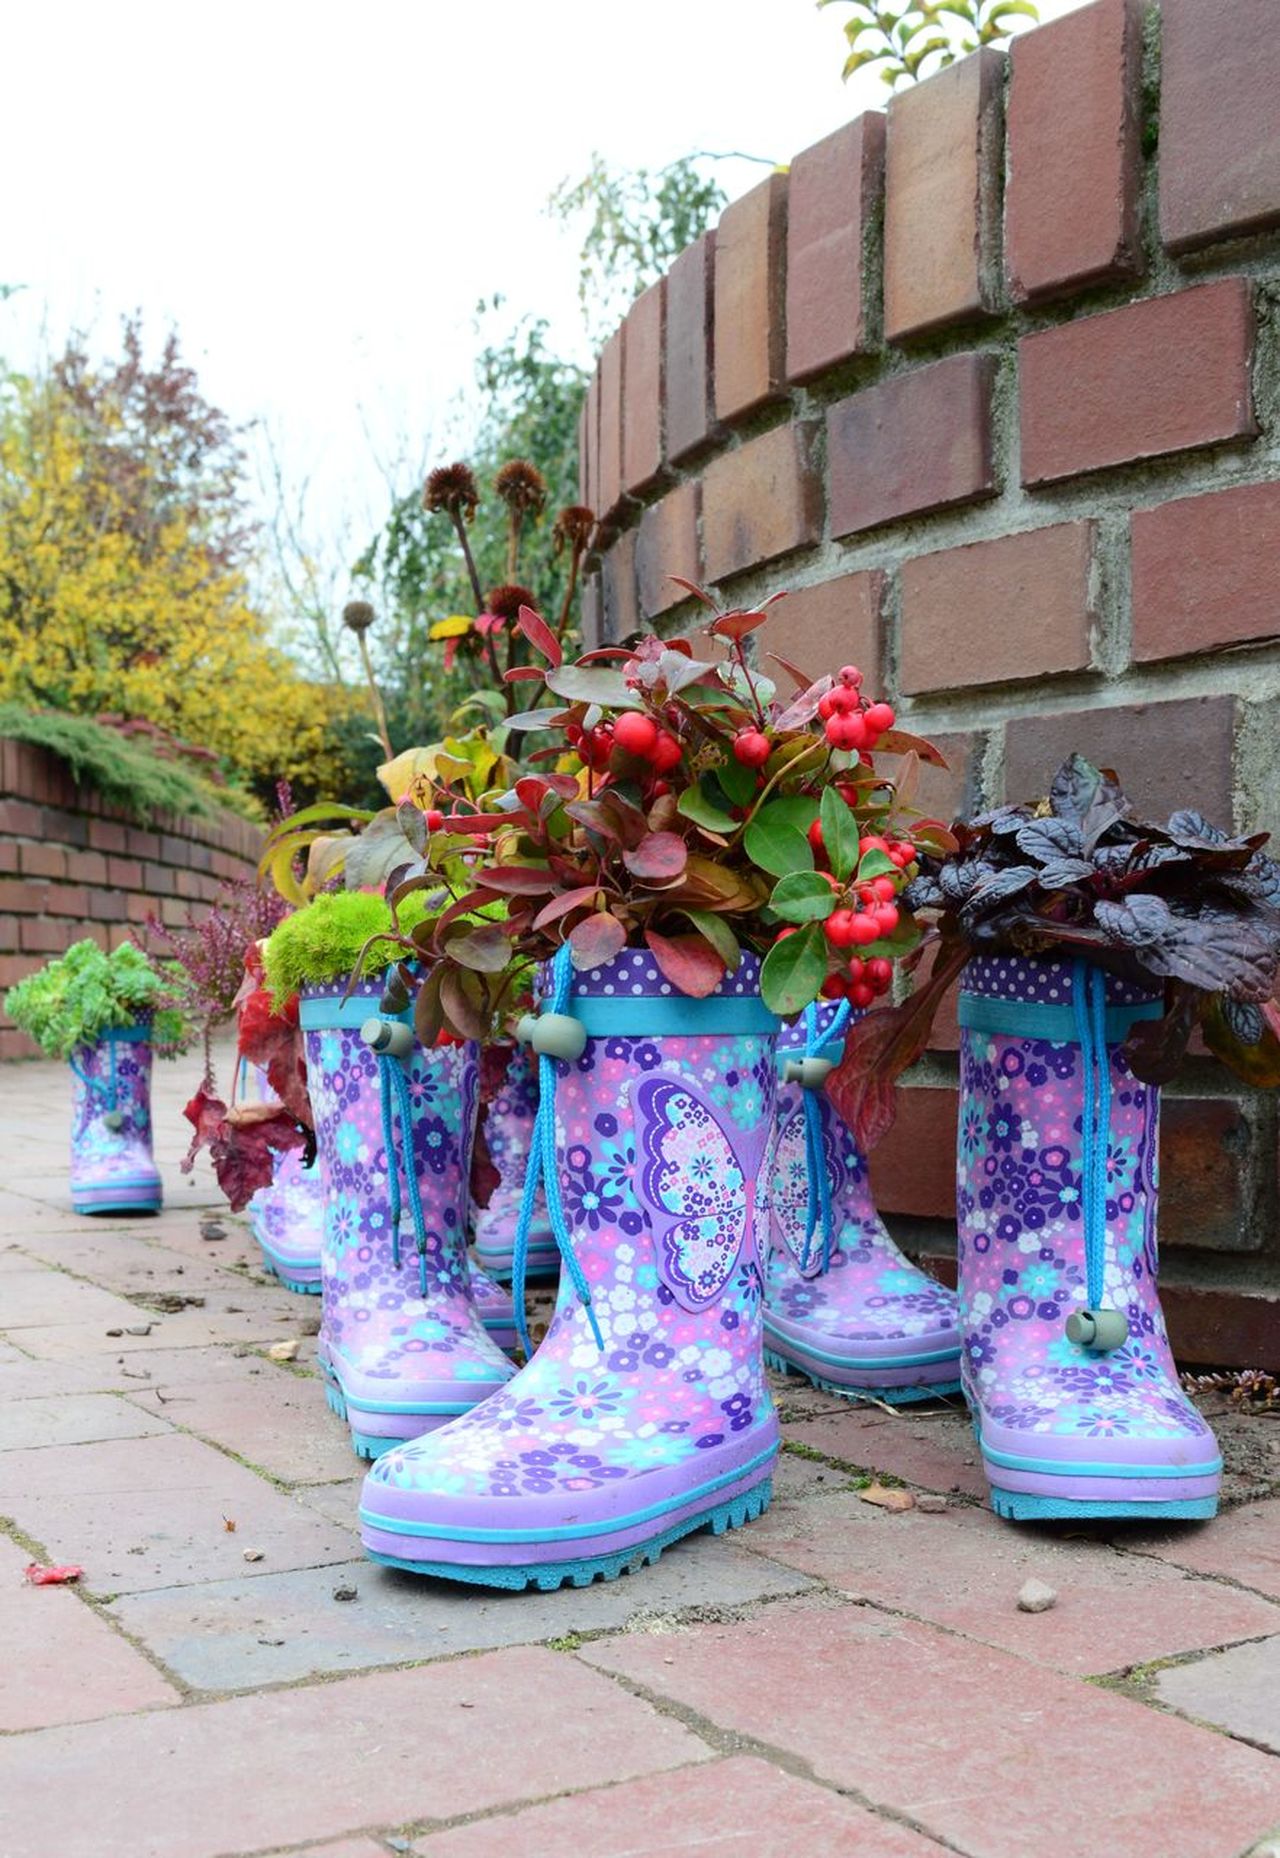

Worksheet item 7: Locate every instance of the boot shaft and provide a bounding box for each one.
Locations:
[769,1003,878,1275]
[70,1027,154,1149]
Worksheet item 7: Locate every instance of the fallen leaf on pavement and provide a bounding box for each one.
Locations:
[25,1563,84,1585]
[858,1483,915,1513]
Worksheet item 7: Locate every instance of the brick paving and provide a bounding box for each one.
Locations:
[3,1048,1280,1857]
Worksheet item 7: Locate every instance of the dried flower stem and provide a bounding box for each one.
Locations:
[356,629,394,761]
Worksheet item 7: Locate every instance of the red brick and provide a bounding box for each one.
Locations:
[827,351,996,539]
[713,173,788,423]
[868,1083,958,1219]
[1131,480,1280,664]
[174,867,204,900]
[1005,0,1142,303]
[0,1028,39,1059]
[144,862,175,896]
[884,49,1003,341]
[65,849,108,885]
[88,818,129,855]
[664,232,715,463]
[0,798,42,837]
[125,827,161,860]
[621,279,664,494]
[106,856,144,890]
[126,894,155,926]
[18,842,67,880]
[635,482,700,621]
[756,571,883,696]
[900,522,1096,695]
[1162,1098,1253,1253]
[597,330,623,519]
[0,842,16,874]
[1019,278,1257,486]
[580,369,599,515]
[20,917,74,954]
[702,424,822,583]
[580,571,603,651]
[0,877,47,915]
[1160,0,1280,253]
[1002,694,1237,827]
[44,806,88,847]
[48,883,91,919]
[0,953,39,989]
[600,528,638,642]
[786,114,884,381]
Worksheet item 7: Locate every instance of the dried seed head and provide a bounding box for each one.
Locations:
[423,462,480,523]
[493,459,547,518]
[553,505,596,556]
[484,583,536,622]
[342,600,376,634]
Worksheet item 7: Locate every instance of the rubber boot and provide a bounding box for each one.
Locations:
[471,1045,558,1282]
[958,953,1221,1521]
[239,1064,325,1294]
[359,947,781,1588]
[301,981,514,1459]
[764,1002,961,1400]
[69,1027,163,1214]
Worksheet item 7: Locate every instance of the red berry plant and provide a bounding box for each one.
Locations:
[364,584,952,1042]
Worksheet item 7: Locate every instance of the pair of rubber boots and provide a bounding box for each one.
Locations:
[69,1027,163,1215]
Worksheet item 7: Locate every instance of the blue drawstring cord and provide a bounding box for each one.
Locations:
[510,944,605,1360]
[1071,959,1110,1311]
[377,1047,432,1296]
[800,997,852,1273]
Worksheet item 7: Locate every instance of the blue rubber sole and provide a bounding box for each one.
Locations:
[990,1488,1219,1523]
[322,1380,397,1460]
[765,1346,962,1406]
[258,1256,322,1296]
[366,1477,773,1591]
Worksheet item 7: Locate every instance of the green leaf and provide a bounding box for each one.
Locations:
[858,847,899,881]
[744,816,813,881]
[717,755,759,807]
[677,783,738,835]
[677,909,742,972]
[544,664,634,707]
[769,872,837,925]
[761,922,828,1017]
[820,787,859,884]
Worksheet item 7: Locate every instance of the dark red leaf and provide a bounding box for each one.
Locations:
[644,929,726,998]
[569,912,629,970]
[623,831,688,882]
[516,604,563,666]
[531,885,602,929]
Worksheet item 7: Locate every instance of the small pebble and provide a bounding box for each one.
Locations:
[125,1324,153,1337]
[1016,1578,1058,1614]
[915,1494,948,1513]
[106,1328,123,1337]
[242,1549,264,1563]
[332,1583,359,1602]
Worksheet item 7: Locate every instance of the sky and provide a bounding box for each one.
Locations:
[1,0,1090,592]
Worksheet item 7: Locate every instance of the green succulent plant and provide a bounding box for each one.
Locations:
[4,939,188,1060]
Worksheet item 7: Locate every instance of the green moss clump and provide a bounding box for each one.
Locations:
[0,704,262,824]
[262,891,429,1004]
[4,939,188,1059]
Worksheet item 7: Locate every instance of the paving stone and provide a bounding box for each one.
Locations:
[14,1218,265,1295]
[0,1267,145,1331]
[0,1649,710,1858]
[740,1493,1280,1675]
[781,1403,987,1498]
[11,1297,303,1358]
[268,1843,393,1858]
[412,1754,943,1857]
[1156,1636,1280,1753]
[108,1538,812,1690]
[0,1533,180,1731]
[0,1392,172,1452]
[121,1352,354,1485]
[580,1600,1280,1858]
[1123,1502,1280,1601]
[294,1474,365,1533]
[0,1430,354,1596]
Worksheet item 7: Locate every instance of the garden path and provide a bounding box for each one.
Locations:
[2,1047,1280,1857]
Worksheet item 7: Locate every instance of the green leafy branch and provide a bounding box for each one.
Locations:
[819,0,1039,88]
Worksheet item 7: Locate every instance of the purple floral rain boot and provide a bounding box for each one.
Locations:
[69,1027,163,1215]
[300,982,515,1459]
[764,1002,961,1400]
[469,1261,518,1355]
[472,1046,558,1282]
[239,1064,324,1294]
[958,953,1221,1522]
[360,947,781,1589]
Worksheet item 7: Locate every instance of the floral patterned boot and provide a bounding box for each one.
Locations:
[958,953,1221,1521]
[471,1046,559,1282]
[764,1002,961,1400]
[359,948,781,1588]
[301,981,514,1459]
[69,1027,163,1215]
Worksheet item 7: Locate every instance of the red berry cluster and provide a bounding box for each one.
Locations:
[817,666,895,755]
[567,711,683,776]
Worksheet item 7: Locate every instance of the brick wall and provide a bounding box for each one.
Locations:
[579,0,1280,1366]
[0,737,263,1060]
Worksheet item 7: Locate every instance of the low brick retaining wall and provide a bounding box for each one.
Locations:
[0,737,263,1059]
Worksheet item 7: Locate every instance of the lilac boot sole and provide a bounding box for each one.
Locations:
[320,1365,474,1461]
[765,1342,961,1405]
[973,1417,1221,1521]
